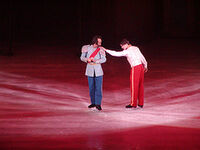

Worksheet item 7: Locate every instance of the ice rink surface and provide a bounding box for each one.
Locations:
[0,39,199,150]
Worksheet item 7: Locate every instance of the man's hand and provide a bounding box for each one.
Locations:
[87,58,92,63]
[87,57,96,65]
[144,68,148,73]
[90,57,94,62]
[87,57,94,62]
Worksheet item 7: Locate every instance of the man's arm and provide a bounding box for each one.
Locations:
[136,48,148,72]
[106,49,127,57]
[80,45,89,63]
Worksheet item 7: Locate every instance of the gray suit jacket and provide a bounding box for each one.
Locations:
[80,45,106,77]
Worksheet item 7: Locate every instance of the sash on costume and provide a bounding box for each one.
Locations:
[89,48,100,58]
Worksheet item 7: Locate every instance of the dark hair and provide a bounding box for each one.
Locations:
[120,38,130,46]
[91,35,102,45]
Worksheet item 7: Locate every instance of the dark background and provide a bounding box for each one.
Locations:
[0,0,200,54]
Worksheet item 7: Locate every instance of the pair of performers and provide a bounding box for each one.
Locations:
[80,36,148,111]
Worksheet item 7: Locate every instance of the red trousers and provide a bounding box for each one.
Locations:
[130,64,144,107]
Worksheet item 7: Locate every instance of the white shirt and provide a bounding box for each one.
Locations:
[106,46,147,69]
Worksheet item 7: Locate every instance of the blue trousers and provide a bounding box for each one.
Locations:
[87,76,103,105]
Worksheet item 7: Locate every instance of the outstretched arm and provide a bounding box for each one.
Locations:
[101,47,127,57]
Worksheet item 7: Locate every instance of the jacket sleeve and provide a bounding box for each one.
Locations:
[80,45,89,63]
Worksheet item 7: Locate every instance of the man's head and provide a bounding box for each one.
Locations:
[91,35,102,47]
[120,39,130,50]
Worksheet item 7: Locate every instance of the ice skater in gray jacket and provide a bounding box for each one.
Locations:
[80,35,106,111]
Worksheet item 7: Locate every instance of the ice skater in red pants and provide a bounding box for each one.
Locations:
[102,39,148,108]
